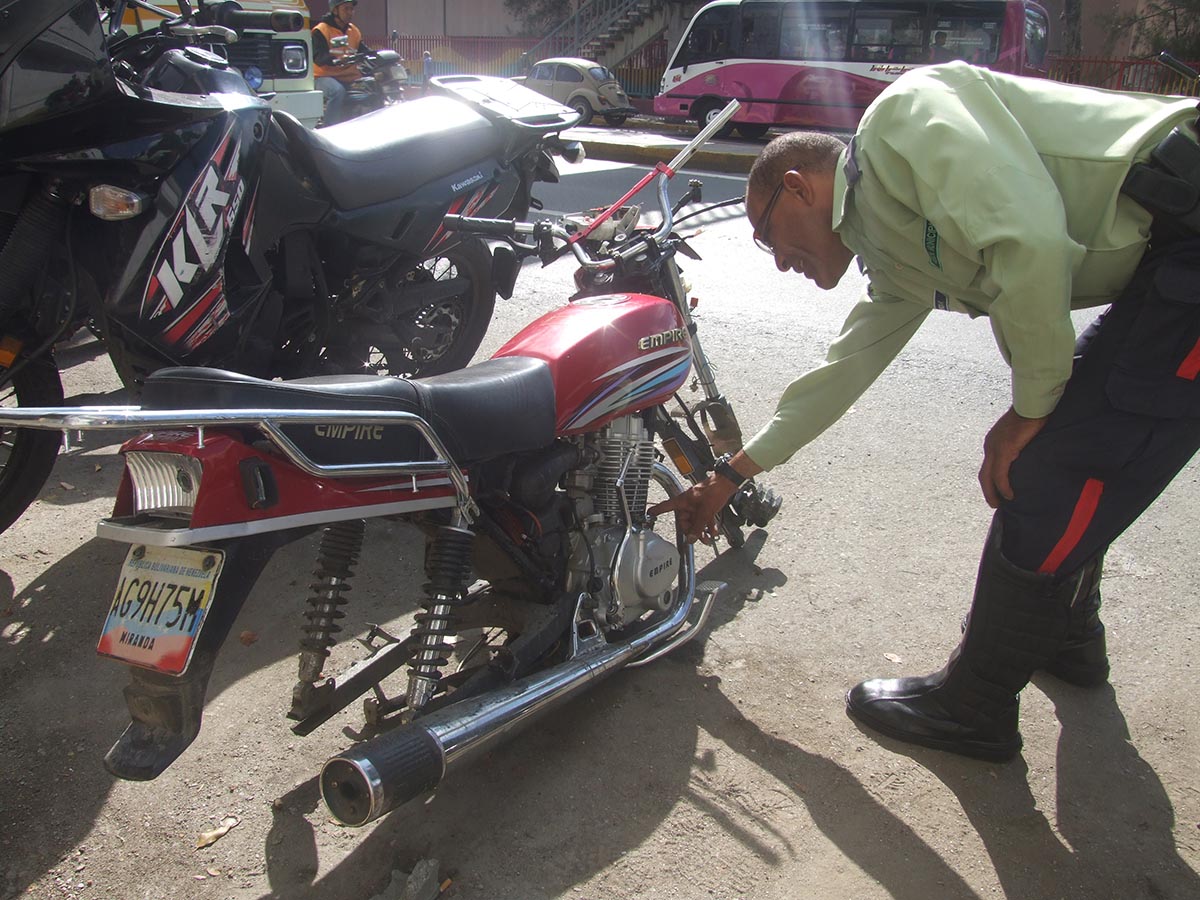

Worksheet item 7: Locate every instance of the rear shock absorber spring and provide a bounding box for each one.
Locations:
[290,519,366,719]
[406,521,475,713]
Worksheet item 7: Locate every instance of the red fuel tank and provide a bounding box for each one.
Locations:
[492,293,691,435]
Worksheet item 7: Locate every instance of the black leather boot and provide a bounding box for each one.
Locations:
[846,525,1088,761]
[958,553,1110,687]
[1042,554,1110,687]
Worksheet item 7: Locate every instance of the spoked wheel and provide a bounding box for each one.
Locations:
[328,239,496,379]
[0,359,64,534]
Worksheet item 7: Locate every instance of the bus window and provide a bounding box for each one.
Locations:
[781,1,851,61]
[1023,6,1049,69]
[682,4,736,65]
[737,2,783,59]
[929,2,1007,65]
[849,3,927,64]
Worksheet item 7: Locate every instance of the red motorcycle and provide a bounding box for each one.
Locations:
[0,101,779,827]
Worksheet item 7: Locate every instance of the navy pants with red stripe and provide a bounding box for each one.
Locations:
[1001,236,1200,577]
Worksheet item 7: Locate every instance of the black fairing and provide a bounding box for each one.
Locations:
[141,46,256,98]
[0,0,121,141]
[99,94,272,367]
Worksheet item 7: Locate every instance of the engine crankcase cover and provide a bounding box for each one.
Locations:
[615,527,679,613]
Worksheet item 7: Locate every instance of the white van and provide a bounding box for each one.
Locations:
[124,0,325,127]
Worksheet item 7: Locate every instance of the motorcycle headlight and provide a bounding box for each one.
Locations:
[281,43,308,75]
[242,66,265,91]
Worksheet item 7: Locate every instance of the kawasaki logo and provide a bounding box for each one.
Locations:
[452,172,485,192]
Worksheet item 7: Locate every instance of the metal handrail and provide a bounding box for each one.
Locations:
[0,405,478,516]
[523,0,658,64]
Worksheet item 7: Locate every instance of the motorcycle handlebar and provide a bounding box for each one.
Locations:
[443,215,531,238]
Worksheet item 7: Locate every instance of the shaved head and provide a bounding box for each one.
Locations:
[748,132,846,199]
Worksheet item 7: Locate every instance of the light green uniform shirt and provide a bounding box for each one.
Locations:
[743,62,1199,470]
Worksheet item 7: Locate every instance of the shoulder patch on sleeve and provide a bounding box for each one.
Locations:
[923,220,942,270]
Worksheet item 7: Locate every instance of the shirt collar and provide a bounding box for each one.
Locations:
[832,136,860,232]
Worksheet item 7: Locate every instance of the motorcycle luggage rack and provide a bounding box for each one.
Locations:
[0,406,478,519]
[428,74,582,132]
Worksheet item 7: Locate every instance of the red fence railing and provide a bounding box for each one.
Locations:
[1046,55,1200,96]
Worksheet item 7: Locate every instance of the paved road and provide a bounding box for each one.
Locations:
[2,158,1198,900]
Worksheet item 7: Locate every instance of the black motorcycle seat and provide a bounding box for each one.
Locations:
[275,97,505,210]
[141,356,556,466]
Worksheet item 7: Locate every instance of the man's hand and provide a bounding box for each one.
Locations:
[647,476,737,544]
[979,407,1048,508]
[648,451,762,544]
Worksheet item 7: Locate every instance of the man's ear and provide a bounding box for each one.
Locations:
[781,169,815,207]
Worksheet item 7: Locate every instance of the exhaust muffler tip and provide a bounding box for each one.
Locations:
[321,725,445,826]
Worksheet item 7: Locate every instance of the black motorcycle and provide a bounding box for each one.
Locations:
[320,41,410,125]
[0,0,582,534]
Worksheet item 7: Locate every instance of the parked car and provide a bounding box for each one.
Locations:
[515,57,637,126]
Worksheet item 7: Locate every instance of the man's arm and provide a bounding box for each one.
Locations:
[650,289,928,544]
[743,288,930,469]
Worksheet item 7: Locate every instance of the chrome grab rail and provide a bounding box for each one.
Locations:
[0,406,478,518]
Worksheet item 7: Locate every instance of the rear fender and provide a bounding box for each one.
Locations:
[103,428,462,545]
[103,530,297,781]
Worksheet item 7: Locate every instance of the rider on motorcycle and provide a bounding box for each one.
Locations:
[312,0,372,126]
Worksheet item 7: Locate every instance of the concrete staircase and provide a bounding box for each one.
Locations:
[526,0,701,68]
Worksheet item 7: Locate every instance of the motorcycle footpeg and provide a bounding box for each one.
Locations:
[731,482,783,530]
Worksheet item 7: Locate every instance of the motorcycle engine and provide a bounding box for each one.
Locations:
[565,415,680,628]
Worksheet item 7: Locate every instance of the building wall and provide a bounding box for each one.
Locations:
[308,0,526,38]
[1038,0,1146,56]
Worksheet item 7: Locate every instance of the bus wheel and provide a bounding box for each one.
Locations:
[736,123,769,140]
[693,100,734,138]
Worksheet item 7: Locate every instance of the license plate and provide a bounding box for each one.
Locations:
[97,545,225,675]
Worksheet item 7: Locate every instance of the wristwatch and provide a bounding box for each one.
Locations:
[713,453,747,489]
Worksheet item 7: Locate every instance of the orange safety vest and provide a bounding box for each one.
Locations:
[312,20,364,81]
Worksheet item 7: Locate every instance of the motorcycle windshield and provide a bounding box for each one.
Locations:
[0,0,119,135]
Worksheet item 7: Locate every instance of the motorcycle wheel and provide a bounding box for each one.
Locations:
[0,359,64,534]
[333,240,496,379]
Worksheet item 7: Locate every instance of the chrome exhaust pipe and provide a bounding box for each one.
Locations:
[321,465,696,826]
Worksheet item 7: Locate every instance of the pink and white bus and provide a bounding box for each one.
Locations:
[654,0,1051,136]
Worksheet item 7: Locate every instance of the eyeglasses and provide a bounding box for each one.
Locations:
[752,181,785,254]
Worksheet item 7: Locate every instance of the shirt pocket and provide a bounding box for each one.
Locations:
[1106,242,1200,418]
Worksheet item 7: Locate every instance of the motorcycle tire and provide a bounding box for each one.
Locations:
[0,359,64,535]
[359,239,496,379]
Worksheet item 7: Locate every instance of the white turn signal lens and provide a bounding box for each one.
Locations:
[88,185,148,221]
